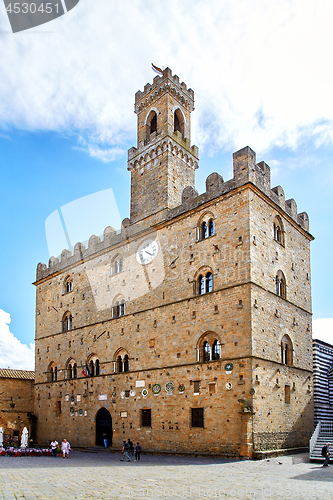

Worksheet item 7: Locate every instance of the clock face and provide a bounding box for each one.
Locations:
[136,240,159,265]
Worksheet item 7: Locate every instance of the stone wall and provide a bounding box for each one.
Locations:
[0,374,35,444]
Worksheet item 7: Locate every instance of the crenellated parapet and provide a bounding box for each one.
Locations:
[36,220,139,282]
[134,67,195,115]
[127,138,199,172]
[170,146,310,233]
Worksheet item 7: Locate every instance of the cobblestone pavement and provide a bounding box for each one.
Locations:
[0,452,332,500]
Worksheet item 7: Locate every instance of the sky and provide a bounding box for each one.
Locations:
[0,0,332,370]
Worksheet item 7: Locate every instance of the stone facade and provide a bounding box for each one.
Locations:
[34,68,314,457]
[0,369,35,445]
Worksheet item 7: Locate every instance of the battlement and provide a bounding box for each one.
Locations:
[127,138,199,172]
[36,146,311,282]
[134,67,195,115]
[168,146,310,234]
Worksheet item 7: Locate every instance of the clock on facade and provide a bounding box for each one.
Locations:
[136,239,159,265]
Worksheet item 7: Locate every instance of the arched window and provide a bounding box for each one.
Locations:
[48,362,57,382]
[206,273,213,293]
[202,222,208,239]
[281,335,293,365]
[203,341,211,362]
[273,216,284,245]
[208,219,214,237]
[65,279,73,293]
[112,255,123,275]
[150,113,157,134]
[124,354,129,372]
[198,275,205,295]
[197,270,213,295]
[62,312,72,332]
[197,213,215,241]
[87,355,100,377]
[113,296,126,318]
[66,359,77,379]
[174,109,185,138]
[115,350,129,373]
[275,270,286,299]
[197,332,221,362]
[117,355,123,373]
[212,340,221,360]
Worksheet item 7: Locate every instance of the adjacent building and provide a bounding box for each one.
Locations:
[313,339,333,424]
[0,368,35,445]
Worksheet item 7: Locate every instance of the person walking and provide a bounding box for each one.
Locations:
[103,433,108,448]
[61,439,71,458]
[128,438,134,457]
[134,442,141,461]
[120,439,131,461]
[323,442,331,466]
[50,439,58,458]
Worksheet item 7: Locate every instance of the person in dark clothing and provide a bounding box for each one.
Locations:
[128,438,134,456]
[135,442,142,461]
[120,440,131,461]
[323,442,331,466]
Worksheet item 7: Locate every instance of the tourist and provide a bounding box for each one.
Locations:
[323,442,331,466]
[134,442,141,461]
[128,438,134,456]
[103,433,108,448]
[120,440,131,461]
[61,438,71,458]
[50,439,58,458]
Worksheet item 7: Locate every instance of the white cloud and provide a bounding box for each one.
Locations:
[1,0,333,157]
[0,309,34,370]
[313,318,333,345]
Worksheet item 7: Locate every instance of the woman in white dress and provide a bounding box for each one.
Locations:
[61,439,71,458]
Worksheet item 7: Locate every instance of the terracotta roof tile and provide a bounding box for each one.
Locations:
[0,368,34,380]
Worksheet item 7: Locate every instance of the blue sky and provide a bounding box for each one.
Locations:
[0,0,332,369]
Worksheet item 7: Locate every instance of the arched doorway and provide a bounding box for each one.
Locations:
[95,408,112,446]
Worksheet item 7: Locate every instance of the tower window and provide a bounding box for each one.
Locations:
[173,109,185,138]
[281,335,293,365]
[150,113,157,134]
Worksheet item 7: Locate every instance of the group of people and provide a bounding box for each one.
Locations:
[121,439,142,462]
[50,439,71,458]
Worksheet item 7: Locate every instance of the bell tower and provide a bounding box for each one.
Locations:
[128,68,199,223]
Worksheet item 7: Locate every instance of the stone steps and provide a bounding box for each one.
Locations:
[310,435,333,462]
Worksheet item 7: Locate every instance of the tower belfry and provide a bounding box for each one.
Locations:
[128,68,199,223]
